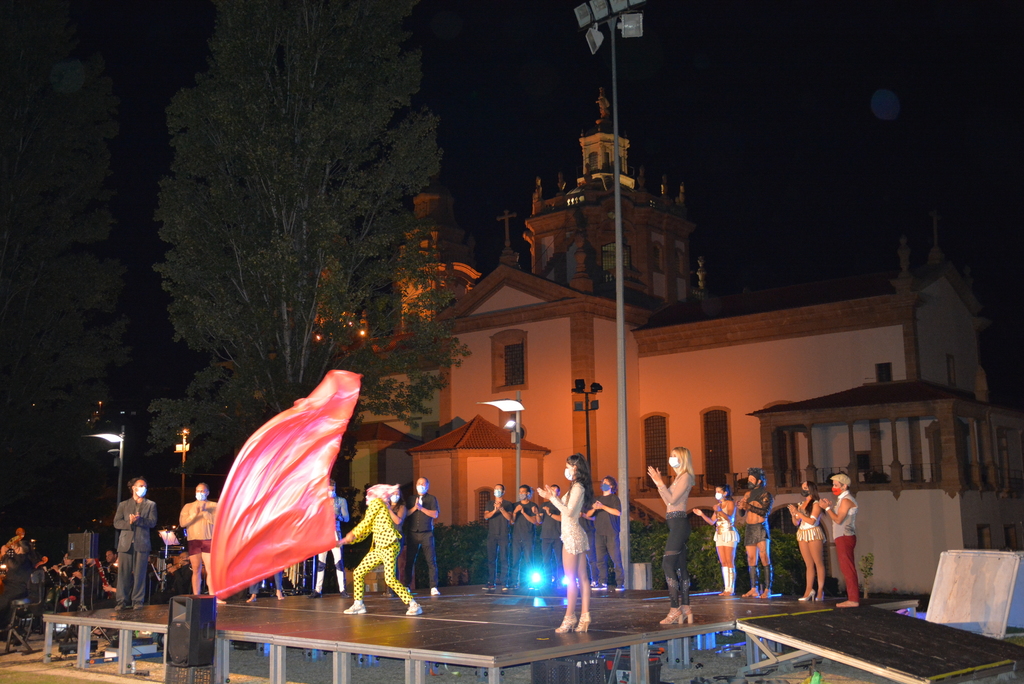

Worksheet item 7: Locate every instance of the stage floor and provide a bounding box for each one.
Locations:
[44,585,917,670]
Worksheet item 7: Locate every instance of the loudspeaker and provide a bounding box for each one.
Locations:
[67,532,99,560]
[167,595,217,667]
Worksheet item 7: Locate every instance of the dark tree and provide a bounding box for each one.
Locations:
[152,0,464,468]
[0,0,125,523]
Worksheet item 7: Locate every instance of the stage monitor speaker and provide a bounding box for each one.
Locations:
[67,532,99,560]
[167,595,217,667]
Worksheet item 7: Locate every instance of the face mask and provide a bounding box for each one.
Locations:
[196,492,208,501]
[714,492,723,500]
[521,492,530,501]
[329,489,337,498]
[494,489,503,498]
[601,485,611,493]
[831,486,843,496]
[564,467,574,481]
[801,489,809,496]
[390,494,400,503]
[668,456,680,469]
[416,485,427,495]
[135,486,147,498]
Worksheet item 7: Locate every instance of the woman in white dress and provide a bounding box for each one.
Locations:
[538,453,594,633]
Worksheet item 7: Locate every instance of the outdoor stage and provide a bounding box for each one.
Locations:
[41,586,954,684]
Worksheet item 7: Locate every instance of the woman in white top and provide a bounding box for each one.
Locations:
[787,480,826,601]
[647,446,695,624]
[821,472,859,607]
[693,484,738,596]
[538,453,594,633]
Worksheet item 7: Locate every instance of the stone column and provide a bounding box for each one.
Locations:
[804,423,817,487]
[889,417,904,489]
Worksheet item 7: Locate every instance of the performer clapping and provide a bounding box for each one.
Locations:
[179,482,217,595]
[737,467,773,598]
[693,484,738,596]
[537,454,594,633]
[338,484,421,616]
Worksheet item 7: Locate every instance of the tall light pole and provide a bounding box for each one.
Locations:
[177,427,191,509]
[574,0,646,589]
[89,427,125,506]
[479,398,525,488]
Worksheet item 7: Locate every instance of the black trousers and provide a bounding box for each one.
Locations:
[485,534,509,586]
[540,538,562,581]
[663,514,691,608]
[510,534,532,585]
[404,530,439,589]
[116,549,149,608]
[595,532,625,586]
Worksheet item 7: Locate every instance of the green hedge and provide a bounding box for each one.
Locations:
[404,520,805,595]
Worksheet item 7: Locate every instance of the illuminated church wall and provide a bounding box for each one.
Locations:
[636,325,907,481]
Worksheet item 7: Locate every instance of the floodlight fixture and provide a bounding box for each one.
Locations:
[90,433,122,443]
[478,399,525,412]
[586,26,604,54]
[588,0,610,21]
[619,12,643,38]
[573,3,593,28]
[609,0,629,13]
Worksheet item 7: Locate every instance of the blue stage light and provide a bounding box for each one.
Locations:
[561,576,569,586]
[530,571,542,585]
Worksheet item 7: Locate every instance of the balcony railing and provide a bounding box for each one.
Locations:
[903,462,941,484]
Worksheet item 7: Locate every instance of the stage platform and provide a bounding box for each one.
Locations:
[42,585,919,684]
[736,605,1024,684]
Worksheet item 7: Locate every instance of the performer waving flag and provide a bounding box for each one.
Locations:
[211,370,361,598]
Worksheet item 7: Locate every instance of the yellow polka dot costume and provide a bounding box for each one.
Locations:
[348,497,413,604]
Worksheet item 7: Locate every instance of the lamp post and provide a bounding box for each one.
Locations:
[479,396,525,488]
[574,0,646,589]
[176,427,191,509]
[572,380,602,465]
[88,427,125,507]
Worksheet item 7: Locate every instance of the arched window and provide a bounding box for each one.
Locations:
[490,329,528,392]
[702,409,731,487]
[476,488,493,522]
[651,243,663,273]
[643,415,668,474]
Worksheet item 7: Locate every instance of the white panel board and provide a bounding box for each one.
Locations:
[926,550,1024,639]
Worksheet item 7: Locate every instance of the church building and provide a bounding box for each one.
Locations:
[354,94,1024,595]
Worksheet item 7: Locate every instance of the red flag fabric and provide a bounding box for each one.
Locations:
[211,370,361,598]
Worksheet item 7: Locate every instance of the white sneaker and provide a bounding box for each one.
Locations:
[406,600,422,615]
[430,587,441,596]
[343,600,366,614]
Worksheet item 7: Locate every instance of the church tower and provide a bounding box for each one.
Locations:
[413,177,481,301]
[523,90,696,306]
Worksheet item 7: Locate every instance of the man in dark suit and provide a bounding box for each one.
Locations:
[113,477,158,610]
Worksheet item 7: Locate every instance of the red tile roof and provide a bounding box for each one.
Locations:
[351,422,420,444]
[409,415,550,453]
[640,272,899,330]
[750,380,976,415]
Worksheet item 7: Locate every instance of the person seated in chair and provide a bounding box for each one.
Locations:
[0,540,37,627]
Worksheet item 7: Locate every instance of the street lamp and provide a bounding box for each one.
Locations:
[572,380,602,465]
[176,427,191,509]
[573,0,647,589]
[88,427,125,507]
[479,396,525,489]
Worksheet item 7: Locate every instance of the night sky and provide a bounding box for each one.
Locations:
[70,1,1024,425]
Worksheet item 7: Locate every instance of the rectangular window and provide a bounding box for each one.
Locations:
[703,410,731,487]
[1005,525,1019,551]
[946,354,956,386]
[601,243,633,282]
[875,362,892,383]
[977,524,992,550]
[504,342,524,387]
[644,415,668,475]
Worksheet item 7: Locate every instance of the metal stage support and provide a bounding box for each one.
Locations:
[42,591,922,684]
